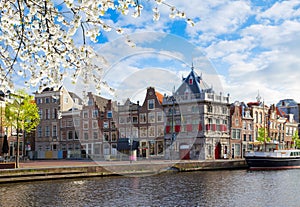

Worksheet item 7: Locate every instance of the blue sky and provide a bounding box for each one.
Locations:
[83,0,300,105]
[12,0,300,105]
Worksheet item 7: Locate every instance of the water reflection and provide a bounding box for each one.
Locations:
[1,170,300,206]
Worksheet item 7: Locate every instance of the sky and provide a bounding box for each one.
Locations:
[76,0,300,106]
[11,0,300,105]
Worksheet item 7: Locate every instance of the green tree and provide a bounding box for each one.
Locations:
[5,90,40,168]
[292,130,300,149]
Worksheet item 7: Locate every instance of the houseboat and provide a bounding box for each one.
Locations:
[245,149,300,170]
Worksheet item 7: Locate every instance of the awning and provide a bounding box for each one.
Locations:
[117,138,139,151]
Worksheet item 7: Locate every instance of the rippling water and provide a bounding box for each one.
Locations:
[1,170,300,207]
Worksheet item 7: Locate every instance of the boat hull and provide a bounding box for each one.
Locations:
[245,156,300,170]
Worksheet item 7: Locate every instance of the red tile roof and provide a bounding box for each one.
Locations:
[155,91,163,104]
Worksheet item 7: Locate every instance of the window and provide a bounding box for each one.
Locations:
[157,125,164,136]
[207,105,213,113]
[53,108,57,119]
[111,121,116,129]
[140,113,147,123]
[45,126,50,137]
[107,111,113,118]
[189,77,193,85]
[222,107,227,114]
[61,144,67,151]
[148,112,155,123]
[104,133,109,142]
[103,121,109,129]
[74,118,80,127]
[38,126,42,137]
[88,99,93,106]
[231,129,241,139]
[93,131,98,140]
[92,110,98,118]
[83,121,89,129]
[235,144,241,156]
[84,132,89,140]
[235,119,239,126]
[67,119,73,127]
[92,120,98,129]
[94,144,101,155]
[38,109,43,119]
[75,143,80,150]
[52,125,57,137]
[149,126,155,137]
[148,99,155,110]
[243,134,247,141]
[157,112,163,122]
[83,111,89,119]
[37,98,42,104]
[243,121,246,130]
[132,116,138,123]
[68,131,73,140]
[119,117,125,124]
[45,97,50,103]
[45,109,50,119]
[112,133,117,142]
[75,132,79,140]
[64,97,69,104]
[140,127,147,137]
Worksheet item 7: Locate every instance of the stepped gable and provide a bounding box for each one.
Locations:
[91,93,109,111]
[175,66,212,96]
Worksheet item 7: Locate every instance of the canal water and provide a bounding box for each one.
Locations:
[1,169,300,207]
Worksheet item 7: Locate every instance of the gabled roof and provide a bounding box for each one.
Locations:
[175,66,212,96]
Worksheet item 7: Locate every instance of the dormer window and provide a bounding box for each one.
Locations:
[189,77,193,85]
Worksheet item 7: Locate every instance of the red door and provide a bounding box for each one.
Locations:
[215,142,221,159]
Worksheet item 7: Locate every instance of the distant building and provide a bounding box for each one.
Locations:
[276,99,299,122]
[138,87,165,159]
[230,101,243,159]
[163,66,230,160]
[34,86,80,158]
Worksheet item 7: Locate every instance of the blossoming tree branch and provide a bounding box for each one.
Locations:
[0,0,194,96]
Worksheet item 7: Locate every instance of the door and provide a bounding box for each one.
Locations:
[214,142,221,159]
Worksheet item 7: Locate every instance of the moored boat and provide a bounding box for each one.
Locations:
[245,149,300,170]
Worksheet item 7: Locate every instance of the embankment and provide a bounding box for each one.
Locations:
[0,159,247,183]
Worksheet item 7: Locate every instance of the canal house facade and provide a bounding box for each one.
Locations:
[163,67,231,160]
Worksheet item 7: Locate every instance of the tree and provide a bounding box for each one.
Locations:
[5,89,40,168]
[257,127,270,143]
[0,0,194,94]
[292,130,300,149]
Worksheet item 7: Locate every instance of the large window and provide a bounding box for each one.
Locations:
[140,113,147,123]
[148,126,155,137]
[157,112,163,122]
[148,112,155,123]
[140,127,147,137]
[232,129,241,139]
[157,125,164,136]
